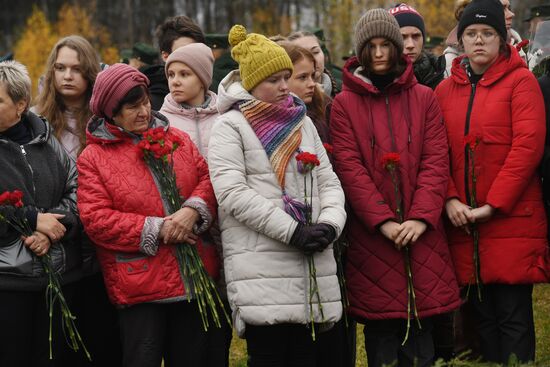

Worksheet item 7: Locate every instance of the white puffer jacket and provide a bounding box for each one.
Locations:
[208,71,346,337]
[159,90,218,157]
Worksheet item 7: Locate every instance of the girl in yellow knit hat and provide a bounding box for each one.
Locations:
[208,25,347,366]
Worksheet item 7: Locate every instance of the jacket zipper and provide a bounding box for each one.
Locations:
[20,145,36,197]
[195,111,204,155]
[463,82,477,204]
[385,95,398,152]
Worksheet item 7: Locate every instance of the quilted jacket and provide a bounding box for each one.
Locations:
[159,91,219,157]
[0,112,81,290]
[77,112,218,306]
[435,45,549,285]
[330,56,461,321]
[208,71,347,337]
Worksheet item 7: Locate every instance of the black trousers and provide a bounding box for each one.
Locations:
[245,323,316,367]
[0,285,77,367]
[363,318,434,367]
[314,318,356,367]
[468,284,535,364]
[118,300,227,367]
[69,272,122,367]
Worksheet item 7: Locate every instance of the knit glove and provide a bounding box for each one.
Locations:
[289,223,337,253]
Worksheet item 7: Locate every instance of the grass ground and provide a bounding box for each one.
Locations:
[228,284,550,366]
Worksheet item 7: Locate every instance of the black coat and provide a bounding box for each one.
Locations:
[413,51,446,90]
[0,112,81,290]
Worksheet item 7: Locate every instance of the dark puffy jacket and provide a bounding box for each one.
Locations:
[330,56,461,321]
[435,45,549,285]
[77,112,218,306]
[141,64,169,111]
[539,70,550,238]
[0,112,81,291]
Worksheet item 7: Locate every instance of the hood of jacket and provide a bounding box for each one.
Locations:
[342,55,417,96]
[161,90,218,119]
[450,44,526,87]
[216,70,256,114]
[85,110,169,146]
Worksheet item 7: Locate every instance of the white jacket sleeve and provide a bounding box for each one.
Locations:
[208,116,298,244]
[309,120,347,236]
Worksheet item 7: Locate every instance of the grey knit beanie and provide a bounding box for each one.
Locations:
[354,8,404,58]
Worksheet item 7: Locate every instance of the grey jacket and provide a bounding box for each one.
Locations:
[0,112,81,290]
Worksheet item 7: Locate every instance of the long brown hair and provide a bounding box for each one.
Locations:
[279,42,328,129]
[35,35,100,156]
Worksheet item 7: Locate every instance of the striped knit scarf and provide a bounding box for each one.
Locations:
[239,95,308,222]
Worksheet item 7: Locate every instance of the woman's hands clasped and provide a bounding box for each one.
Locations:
[159,207,200,245]
[380,220,427,250]
[445,198,495,234]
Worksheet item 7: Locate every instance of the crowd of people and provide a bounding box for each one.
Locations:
[0,0,550,366]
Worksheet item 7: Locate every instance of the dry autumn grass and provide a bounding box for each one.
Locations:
[228,284,550,366]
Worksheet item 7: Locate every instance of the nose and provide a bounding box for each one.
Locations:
[307,77,316,89]
[374,45,383,57]
[63,68,72,79]
[280,79,289,91]
[404,37,414,49]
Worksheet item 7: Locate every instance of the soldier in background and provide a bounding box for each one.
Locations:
[206,34,237,93]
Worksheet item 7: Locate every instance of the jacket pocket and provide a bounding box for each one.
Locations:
[0,239,36,277]
[115,253,160,298]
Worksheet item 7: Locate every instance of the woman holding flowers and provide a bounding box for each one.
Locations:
[76,63,223,367]
[330,9,461,367]
[435,0,548,363]
[208,25,346,367]
[0,60,81,366]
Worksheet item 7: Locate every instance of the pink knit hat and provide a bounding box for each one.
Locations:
[165,43,214,90]
[90,63,149,120]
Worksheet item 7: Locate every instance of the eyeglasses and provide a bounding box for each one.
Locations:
[462,30,498,43]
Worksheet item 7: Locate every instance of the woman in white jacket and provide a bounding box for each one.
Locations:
[208,25,346,367]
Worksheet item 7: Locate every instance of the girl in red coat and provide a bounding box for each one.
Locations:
[435,0,548,363]
[330,8,460,367]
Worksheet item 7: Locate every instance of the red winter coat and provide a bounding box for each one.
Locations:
[77,113,218,306]
[331,56,461,321]
[435,46,549,286]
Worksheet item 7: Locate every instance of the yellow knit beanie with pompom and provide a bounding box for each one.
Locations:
[228,24,293,91]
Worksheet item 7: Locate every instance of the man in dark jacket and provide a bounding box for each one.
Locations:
[147,15,205,111]
[539,59,550,238]
[390,3,445,90]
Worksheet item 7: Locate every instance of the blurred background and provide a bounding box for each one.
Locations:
[0,0,545,93]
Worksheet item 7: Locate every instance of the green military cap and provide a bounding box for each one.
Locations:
[311,28,326,44]
[205,34,230,49]
[424,36,444,49]
[525,5,550,22]
[119,49,132,64]
[132,42,158,65]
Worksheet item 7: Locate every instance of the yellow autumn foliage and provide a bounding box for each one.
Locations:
[13,6,58,95]
[14,3,119,95]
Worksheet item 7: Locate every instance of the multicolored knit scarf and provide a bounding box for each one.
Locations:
[239,95,308,222]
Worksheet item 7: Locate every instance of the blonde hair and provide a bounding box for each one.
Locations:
[0,60,32,112]
[35,35,100,156]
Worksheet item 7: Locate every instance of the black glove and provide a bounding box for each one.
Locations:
[313,223,337,251]
[289,223,337,253]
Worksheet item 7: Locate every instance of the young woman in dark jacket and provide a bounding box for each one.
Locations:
[0,60,81,366]
[330,9,460,367]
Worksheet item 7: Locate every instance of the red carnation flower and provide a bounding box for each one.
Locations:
[381,152,400,169]
[296,152,320,166]
[323,143,334,154]
[516,39,529,52]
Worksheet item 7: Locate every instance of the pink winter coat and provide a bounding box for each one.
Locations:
[160,91,219,157]
[330,56,461,321]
